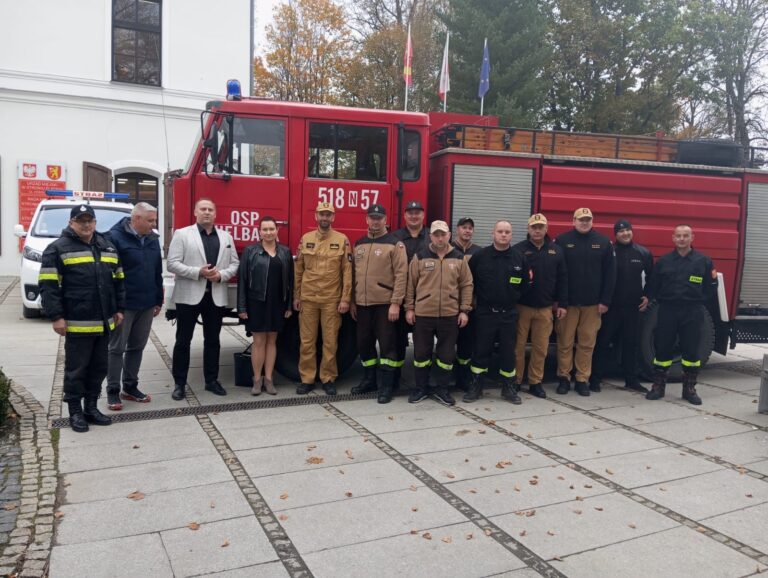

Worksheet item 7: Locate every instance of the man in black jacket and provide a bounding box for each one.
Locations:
[645,224,717,405]
[465,220,530,404]
[513,213,568,398]
[555,208,616,396]
[39,204,125,432]
[451,216,482,390]
[105,203,163,410]
[591,220,654,393]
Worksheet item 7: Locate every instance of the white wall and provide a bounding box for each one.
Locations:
[0,0,252,275]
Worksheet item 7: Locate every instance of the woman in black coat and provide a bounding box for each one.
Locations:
[237,217,294,395]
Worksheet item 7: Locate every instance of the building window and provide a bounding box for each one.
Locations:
[112,0,161,87]
[116,172,159,206]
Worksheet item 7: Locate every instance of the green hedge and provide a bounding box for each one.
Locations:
[0,367,10,427]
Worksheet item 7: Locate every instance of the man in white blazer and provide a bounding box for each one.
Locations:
[167,199,239,399]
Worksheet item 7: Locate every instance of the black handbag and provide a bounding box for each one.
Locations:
[233,343,253,387]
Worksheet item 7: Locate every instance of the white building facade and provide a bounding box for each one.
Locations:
[0,0,252,275]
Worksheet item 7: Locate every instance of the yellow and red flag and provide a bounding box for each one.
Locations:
[403,24,413,88]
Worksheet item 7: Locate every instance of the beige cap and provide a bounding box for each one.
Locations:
[528,213,548,226]
[573,207,593,219]
[316,201,335,213]
[430,220,450,234]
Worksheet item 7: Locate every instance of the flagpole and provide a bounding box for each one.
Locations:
[404,24,411,111]
[480,97,484,117]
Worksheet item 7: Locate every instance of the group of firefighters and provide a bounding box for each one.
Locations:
[296,200,718,408]
[39,197,718,433]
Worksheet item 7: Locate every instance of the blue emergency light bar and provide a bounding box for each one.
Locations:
[226,79,242,101]
[46,190,131,200]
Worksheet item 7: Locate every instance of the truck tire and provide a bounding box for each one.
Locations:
[637,303,715,383]
[22,305,41,319]
[275,313,358,383]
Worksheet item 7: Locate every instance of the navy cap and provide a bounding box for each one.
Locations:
[70,204,96,220]
[456,217,474,227]
[367,204,386,217]
[614,219,632,234]
[405,201,424,211]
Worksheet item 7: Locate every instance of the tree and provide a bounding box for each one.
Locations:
[253,0,353,104]
[440,0,550,125]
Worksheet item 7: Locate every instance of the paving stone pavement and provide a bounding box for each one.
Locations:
[1,275,768,577]
[0,418,22,550]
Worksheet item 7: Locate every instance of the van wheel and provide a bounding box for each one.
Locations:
[637,303,715,383]
[275,313,358,382]
[22,305,41,319]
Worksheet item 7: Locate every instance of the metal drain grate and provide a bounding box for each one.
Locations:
[50,391,378,429]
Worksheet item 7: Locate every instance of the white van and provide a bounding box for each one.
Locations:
[14,196,133,318]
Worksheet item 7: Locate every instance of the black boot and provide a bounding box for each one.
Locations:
[172,383,186,401]
[501,380,522,405]
[83,397,112,426]
[682,371,702,405]
[377,370,395,404]
[351,366,378,395]
[645,370,667,400]
[556,377,571,395]
[462,374,483,403]
[574,381,591,396]
[67,399,89,433]
[454,364,471,392]
[588,377,601,393]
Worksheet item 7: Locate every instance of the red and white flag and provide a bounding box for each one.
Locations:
[403,24,413,88]
[439,33,450,107]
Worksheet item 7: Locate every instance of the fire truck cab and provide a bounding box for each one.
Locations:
[167,81,768,383]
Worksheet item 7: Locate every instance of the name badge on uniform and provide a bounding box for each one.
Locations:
[548,249,556,254]
[306,243,315,249]
[330,243,340,250]
[424,260,435,271]
[592,244,601,249]
[566,244,575,248]
[689,275,703,284]
[509,276,522,285]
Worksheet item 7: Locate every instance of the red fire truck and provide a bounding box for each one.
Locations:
[166,81,768,382]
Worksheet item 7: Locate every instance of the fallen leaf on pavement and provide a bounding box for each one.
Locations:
[573,509,582,515]
[54,511,64,519]
[547,530,556,536]
[553,556,563,561]
[409,485,418,491]
[478,429,486,435]
[646,465,652,470]
[444,471,456,479]
[3,503,17,511]
[345,491,353,497]
[485,420,496,426]
[411,506,418,512]
[479,466,487,471]
[519,530,527,537]
[570,485,575,490]
[514,484,521,492]
[746,493,754,498]
[279,492,289,500]
[345,449,355,460]
[221,539,230,548]
[127,491,145,501]
[696,527,708,533]
[568,441,578,446]
[495,489,501,494]
[387,416,395,421]
[306,444,317,451]
[529,479,539,486]
[738,467,746,475]
[484,529,492,536]
[455,429,471,436]
[468,489,477,494]
[422,532,432,540]
[496,460,512,469]
[187,522,200,531]
[525,509,536,517]
[441,536,452,544]
[584,484,593,489]
[557,476,565,481]
[605,468,615,475]
[132,444,140,449]
[628,523,637,529]
[659,487,668,492]
[338,469,345,474]
[527,433,534,439]
[410,529,418,535]
[306,456,324,465]
[466,533,474,540]
[594,507,604,512]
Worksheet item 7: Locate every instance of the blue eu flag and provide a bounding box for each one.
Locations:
[478,39,490,99]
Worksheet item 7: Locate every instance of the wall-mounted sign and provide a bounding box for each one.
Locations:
[18,161,67,251]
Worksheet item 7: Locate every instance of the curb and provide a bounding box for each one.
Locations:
[0,381,56,577]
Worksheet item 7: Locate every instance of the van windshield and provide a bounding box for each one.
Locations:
[32,207,132,237]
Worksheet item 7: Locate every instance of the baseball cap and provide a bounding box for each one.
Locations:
[405,201,424,211]
[430,220,450,234]
[456,217,474,227]
[528,213,548,226]
[367,204,386,217]
[614,219,632,234]
[70,204,96,220]
[316,201,335,213]
[573,207,593,219]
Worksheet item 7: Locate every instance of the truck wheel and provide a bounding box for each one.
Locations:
[637,303,715,383]
[275,313,358,383]
[22,305,41,319]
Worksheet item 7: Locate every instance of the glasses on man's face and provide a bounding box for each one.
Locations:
[72,218,95,226]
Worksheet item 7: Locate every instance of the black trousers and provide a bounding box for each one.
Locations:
[63,333,110,402]
[356,304,399,370]
[471,307,518,380]
[654,302,703,373]
[412,315,459,389]
[592,305,640,382]
[172,291,224,385]
[455,312,475,367]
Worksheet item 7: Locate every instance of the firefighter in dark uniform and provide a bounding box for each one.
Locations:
[555,208,616,396]
[405,220,473,406]
[591,220,654,393]
[646,224,717,405]
[350,204,408,403]
[392,200,428,386]
[451,216,482,390]
[39,204,126,432]
[465,220,530,404]
[513,213,568,399]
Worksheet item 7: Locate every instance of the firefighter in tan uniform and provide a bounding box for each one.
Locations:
[294,202,353,395]
[405,220,473,406]
[350,204,408,404]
